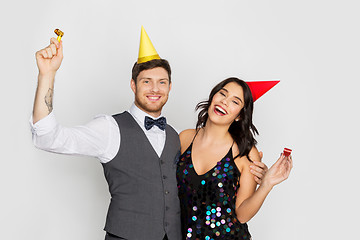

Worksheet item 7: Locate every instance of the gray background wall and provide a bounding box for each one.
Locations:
[1,0,359,239]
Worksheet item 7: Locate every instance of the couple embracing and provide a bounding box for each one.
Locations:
[31,27,292,240]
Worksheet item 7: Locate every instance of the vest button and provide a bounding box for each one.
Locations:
[165,190,169,194]
[163,175,167,179]
[160,160,165,164]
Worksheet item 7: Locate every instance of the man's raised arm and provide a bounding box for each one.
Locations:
[33,37,63,123]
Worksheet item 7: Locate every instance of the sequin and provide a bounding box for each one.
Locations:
[177,142,251,239]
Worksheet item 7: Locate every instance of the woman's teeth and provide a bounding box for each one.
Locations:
[215,106,227,115]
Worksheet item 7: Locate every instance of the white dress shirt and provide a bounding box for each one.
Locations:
[30,103,168,163]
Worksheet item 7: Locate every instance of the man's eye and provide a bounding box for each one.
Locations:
[220,92,225,96]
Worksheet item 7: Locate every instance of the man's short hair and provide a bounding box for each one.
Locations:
[131,59,171,84]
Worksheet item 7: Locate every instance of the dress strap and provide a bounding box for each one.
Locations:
[233,153,241,160]
[231,140,240,160]
[234,153,254,163]
[191,129,201,144]
[232,142,253,162]
[231,141,241,160]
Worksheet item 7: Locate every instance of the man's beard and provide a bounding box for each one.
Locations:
[134,95,168,114]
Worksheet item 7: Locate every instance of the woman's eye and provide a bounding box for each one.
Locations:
[232,101,239,105]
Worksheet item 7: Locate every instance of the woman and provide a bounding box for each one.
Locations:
[177,77,292,239]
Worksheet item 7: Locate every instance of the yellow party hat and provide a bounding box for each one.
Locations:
[137,26,161,64]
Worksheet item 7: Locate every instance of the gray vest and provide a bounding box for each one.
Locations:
[102,112,181,240]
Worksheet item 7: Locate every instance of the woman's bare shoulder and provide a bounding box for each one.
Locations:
[248,146,261,162]
[234,146,261,172]
[179,129,197,153]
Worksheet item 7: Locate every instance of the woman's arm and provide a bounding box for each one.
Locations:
[234,148,293,223]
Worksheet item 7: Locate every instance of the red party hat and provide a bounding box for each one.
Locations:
[245,80,280,102]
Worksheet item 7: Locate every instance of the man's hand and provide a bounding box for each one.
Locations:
[35,38,63,76]
[33,38,64,123]
[250,151,269,185]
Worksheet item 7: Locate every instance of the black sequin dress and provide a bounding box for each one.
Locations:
[177,142,251,240]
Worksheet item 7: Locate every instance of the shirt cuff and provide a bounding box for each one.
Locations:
[29,112,58,136]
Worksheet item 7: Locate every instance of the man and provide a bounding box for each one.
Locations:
[31,27,267,240]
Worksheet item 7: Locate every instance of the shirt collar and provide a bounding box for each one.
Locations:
[129,103,164,126]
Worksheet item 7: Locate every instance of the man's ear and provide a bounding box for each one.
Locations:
[130,79,136,94]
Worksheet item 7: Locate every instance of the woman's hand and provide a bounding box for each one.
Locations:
[262,153,293,188]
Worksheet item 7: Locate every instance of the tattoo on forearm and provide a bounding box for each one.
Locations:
[44,88,54,113]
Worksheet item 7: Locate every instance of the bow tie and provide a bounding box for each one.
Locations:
[144,116,166,131]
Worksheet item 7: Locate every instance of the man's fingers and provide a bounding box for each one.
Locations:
[250,165,265,178]
[45,47,53,58]
[50,43,57,56]
[37,49,48,59]
[253,161,268,171]
[50,37,60,48]
[254,176,261,185]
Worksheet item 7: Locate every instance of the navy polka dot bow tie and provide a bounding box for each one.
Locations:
[144,116,167,131]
